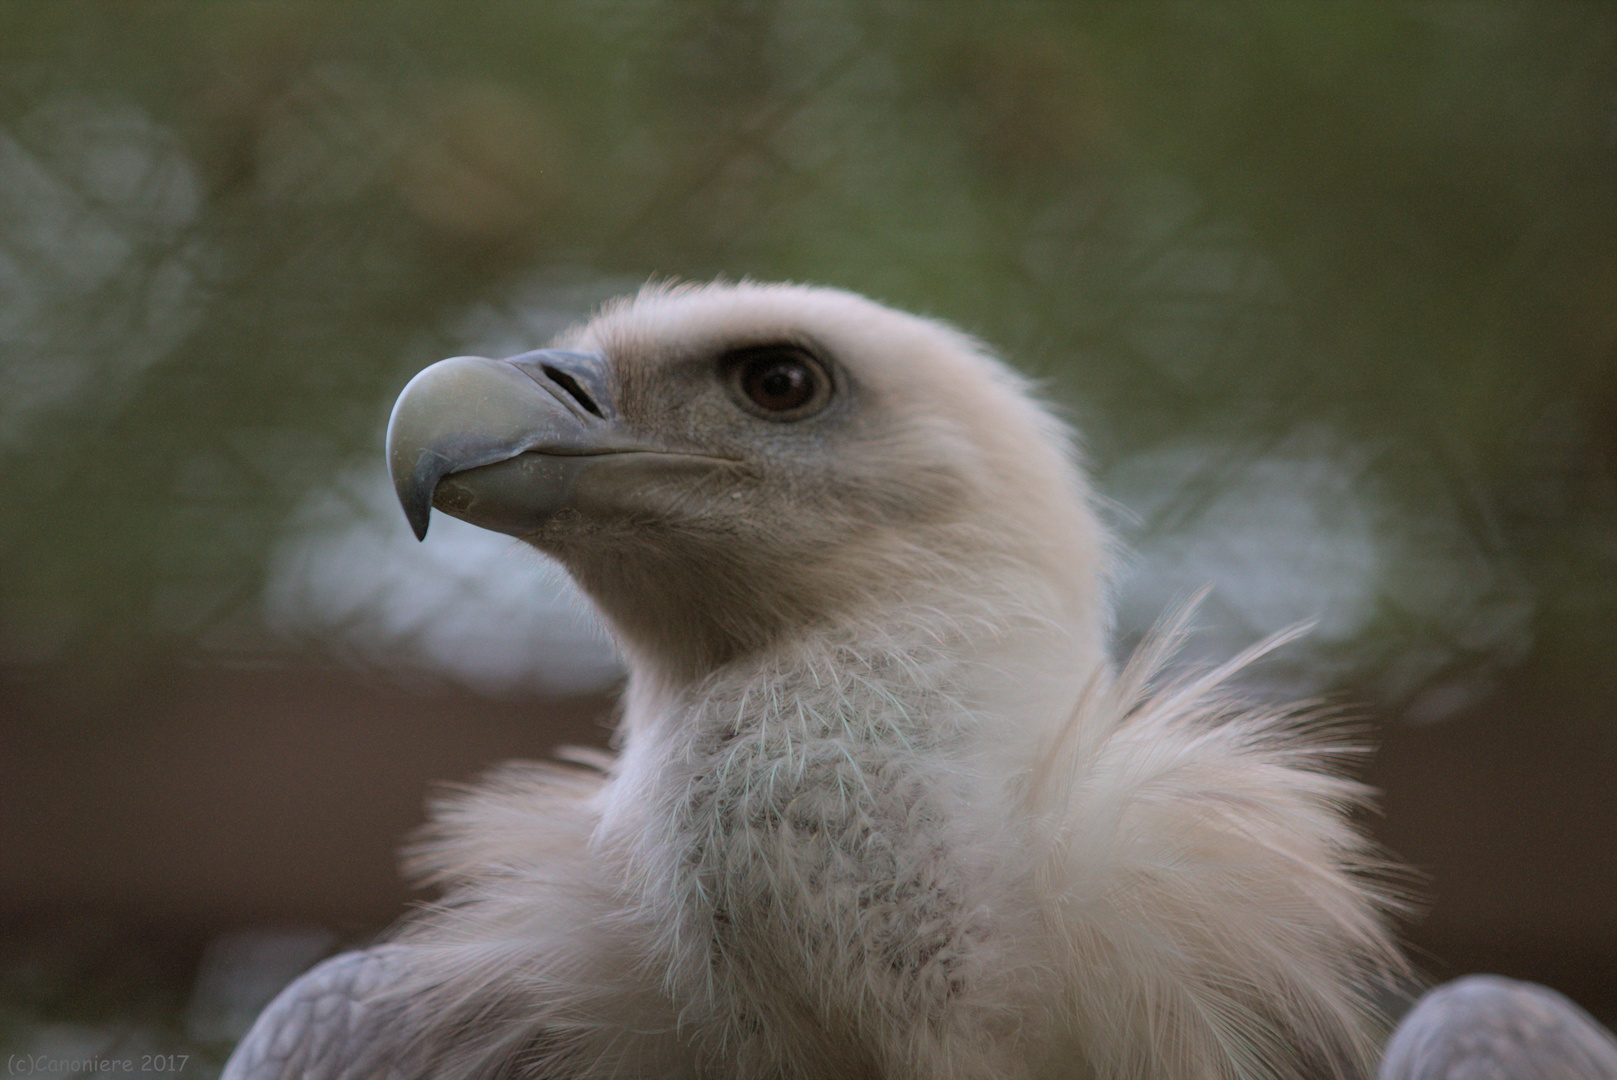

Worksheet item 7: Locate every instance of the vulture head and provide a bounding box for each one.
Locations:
[388,282,1108,692]
[245,280,1617,1080]
[225,281,1617,1080]
[371,282,1402,1080]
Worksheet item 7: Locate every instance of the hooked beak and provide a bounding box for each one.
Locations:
[386,349,649,540]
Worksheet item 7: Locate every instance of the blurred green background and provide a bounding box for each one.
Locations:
[2,1,1613,1072]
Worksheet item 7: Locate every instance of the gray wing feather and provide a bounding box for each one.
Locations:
[221,946,425,1080]
[1380,974,1617,1080]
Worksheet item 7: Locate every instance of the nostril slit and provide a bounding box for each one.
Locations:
[542,365,603,418]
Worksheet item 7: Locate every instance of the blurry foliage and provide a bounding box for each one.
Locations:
[0,0,1611,717]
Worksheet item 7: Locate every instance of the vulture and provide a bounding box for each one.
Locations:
[224,282,1617,1080]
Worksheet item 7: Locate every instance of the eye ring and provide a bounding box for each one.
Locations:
[723,345,832,420]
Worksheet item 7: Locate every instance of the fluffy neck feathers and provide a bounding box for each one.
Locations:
[598,601,1401,1080]
[403,605,1402,1080]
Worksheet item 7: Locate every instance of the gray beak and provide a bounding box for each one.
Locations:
[386,349,639,540]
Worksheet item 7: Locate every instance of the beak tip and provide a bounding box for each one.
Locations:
[398,478,434,541]
[390,453,439,542]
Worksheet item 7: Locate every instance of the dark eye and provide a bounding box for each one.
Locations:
[725,346,831,419]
